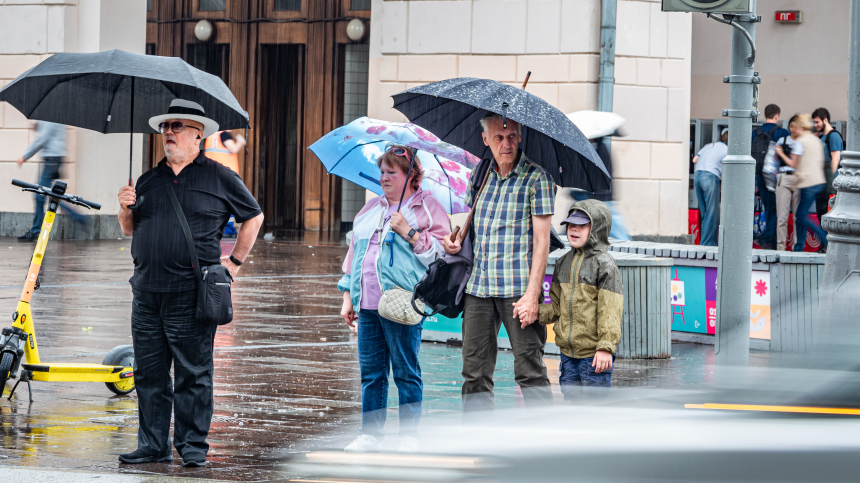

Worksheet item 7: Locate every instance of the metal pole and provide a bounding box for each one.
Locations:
[847,0,860,152]
[815,0,860,361]
[715,2,758,366]
[597,0,617,148]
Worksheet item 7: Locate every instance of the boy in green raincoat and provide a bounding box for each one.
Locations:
[540,199,623,398]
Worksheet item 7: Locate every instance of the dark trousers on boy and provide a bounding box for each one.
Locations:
[461,294,553,411]
[559,353,615,400]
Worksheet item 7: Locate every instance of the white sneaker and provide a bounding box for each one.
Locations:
[397,436,419,453]
[344,434,381,452]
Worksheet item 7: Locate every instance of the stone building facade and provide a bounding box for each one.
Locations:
[0,0,146,238]
[367,0,693,237]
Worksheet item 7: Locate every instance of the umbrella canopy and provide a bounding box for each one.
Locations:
[0,49,249,134]
[391,77,610,192]
[309,117,475,215]
[566,110,626,140]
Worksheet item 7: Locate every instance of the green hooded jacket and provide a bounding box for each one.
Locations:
[539,199,623,358]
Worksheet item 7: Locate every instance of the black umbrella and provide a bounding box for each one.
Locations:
[392,77,610,192]
[0,49,249,184]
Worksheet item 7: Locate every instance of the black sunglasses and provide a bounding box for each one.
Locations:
[158,121,202,134]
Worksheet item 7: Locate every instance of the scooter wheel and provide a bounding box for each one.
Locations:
[103,344,135,396]
[0,351,14,396]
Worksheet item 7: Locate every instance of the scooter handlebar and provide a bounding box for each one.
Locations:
[71,197,101,210]
[11,179,101,210]
[12,179,40,190]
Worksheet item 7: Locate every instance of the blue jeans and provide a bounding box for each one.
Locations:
[794,184,828,252]
[357,309,423,438]
[755,173,777,248]
[559,353,615,400]
[31,157,86,233]
[695,171,721,246]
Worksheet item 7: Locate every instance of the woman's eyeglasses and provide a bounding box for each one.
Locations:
[158,121,202,134]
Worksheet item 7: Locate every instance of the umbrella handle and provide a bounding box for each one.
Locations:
[452,162,492,244]
[397,148,418,213]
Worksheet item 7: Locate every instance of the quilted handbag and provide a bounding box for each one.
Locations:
[379,286,425,325]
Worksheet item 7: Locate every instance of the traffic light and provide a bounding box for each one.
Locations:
[661,0,752,13]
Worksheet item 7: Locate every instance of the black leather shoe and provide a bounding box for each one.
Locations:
[182,452,207,467]
[17,232,38,242]
[118,448,174,464]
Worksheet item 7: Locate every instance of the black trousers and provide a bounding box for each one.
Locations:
[131,289,216,457]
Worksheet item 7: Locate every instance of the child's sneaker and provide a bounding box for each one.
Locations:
[344,434,381,452]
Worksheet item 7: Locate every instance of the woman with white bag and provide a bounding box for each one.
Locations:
[338,144,451,453]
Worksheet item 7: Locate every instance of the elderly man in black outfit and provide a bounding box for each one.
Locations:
[116,99,264,467]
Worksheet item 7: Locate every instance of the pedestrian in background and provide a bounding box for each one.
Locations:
[442,113,555,412]
[116,99,264,467]
[540,200,622,399]
[16,121,87,242]
[339,145,451,452]
[692,128,728,246]
[773,114,802,251]
[811,108,843,221]
[203,130,247,237]
[751,104,790,249]
[782,114,828,252]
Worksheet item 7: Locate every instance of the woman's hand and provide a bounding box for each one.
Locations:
[389,212,411,239]
[442,232,462,254]
[341,291,358,329]
[775,145,787,161]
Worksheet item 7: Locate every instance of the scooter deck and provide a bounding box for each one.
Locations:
[22,362,133,383]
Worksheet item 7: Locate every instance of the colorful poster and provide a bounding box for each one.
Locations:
[750,270,771,340]
[671,280,686,306]
[543,274,553,304]
[670,266,709,334]
[670,266,771,340]
[705,267,717,335]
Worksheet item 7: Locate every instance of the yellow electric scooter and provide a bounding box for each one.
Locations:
[0,179,135,401]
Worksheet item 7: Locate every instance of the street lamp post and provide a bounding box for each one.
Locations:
[816,0,860,359]
[713,4,759,366]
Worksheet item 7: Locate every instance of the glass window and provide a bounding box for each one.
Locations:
[350,0,371,10]
[147,0,152,12]
[199,0,226,11]
[274,0,301,11]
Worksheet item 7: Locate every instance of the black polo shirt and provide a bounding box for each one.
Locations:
[130,152,262,292]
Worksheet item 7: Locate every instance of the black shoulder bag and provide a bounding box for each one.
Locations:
[164,179,234,325]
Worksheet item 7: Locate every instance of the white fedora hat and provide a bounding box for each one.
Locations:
[148,99,219,138]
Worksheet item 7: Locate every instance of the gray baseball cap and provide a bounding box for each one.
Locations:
[562,210,591,226]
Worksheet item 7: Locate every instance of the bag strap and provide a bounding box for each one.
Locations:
[163,177,203,283]
[412,286,441,317]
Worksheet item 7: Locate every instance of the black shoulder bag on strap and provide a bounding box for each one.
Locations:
[164,178,234,325]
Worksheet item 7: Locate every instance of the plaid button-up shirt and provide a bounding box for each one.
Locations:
[466,153,555,298]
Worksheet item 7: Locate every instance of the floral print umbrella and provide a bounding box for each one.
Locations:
[309,117,478,214]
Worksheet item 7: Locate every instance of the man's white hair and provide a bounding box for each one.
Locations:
[479,112,522,135]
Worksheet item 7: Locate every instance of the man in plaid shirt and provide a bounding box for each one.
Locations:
[443,113,554,411]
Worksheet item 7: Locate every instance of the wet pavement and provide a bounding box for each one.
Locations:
[0,236,785,481]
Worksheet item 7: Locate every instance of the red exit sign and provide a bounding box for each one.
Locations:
[775,11,802,23]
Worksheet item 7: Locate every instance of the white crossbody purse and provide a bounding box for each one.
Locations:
[374,211,425,325]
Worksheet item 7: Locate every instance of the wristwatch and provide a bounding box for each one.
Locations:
[229,254,243,266]
[406,228,417,240]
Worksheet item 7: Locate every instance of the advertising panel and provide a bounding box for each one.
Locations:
[670,266,771,339]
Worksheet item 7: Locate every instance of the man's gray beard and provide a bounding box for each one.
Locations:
[165,143,198,163]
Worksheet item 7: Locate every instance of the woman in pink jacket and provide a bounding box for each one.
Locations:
[338,145,451,452]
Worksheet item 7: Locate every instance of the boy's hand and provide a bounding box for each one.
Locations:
[592,350,613,373]
[513,292,539,328]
